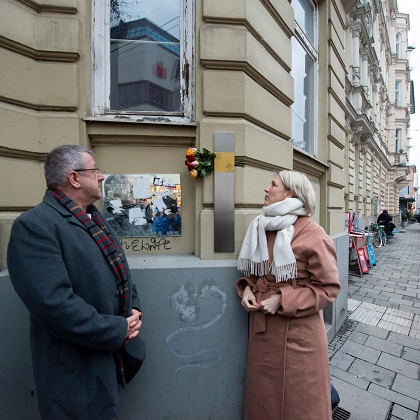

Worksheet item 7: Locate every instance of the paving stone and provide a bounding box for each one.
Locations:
[391,404,418,420]
[373,299,400,309]
[394,289,418,297]
[391,374,420,400]
[403,296,419,302]
[331,377,390,420]
[330,350,355,370]
[401,347,420,365]
[377,320,411,335]
[387,332,420,350]
[355,323,389,339]
[352,295,375,304]
[380,291,398,299]
[368,383,419,412]
[340,340,381,364]
[384,308,415,320]
[409,315,420,340]
[348,359,396,389]
[349,330,369,345]
[406,306,420,316]
[387,285,407,291]
[389,297,414,307]
[377,353,419,379]
[360,284,375,290]
[374,286,399,293]
[365,336,403,357]
[330,365,370,389]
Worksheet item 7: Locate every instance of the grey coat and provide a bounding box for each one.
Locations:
[7,192,141,420]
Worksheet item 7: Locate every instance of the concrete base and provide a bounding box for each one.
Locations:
[0,230,349,419]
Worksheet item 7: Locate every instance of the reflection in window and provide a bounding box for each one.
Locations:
[110,2,181,113]
[291,0,317,155]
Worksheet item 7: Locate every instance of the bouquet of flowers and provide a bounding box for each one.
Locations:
[185,147,216,178]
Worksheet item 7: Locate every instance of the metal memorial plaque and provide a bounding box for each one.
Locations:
[214,133,235,252]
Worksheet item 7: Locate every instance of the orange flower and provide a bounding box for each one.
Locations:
[189,169,198,178]
[186,147,196,157]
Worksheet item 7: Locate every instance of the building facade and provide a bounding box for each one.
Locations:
[0,0,412,417]
[344,0,414,224]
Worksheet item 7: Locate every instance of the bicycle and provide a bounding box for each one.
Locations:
[366,223,387,248]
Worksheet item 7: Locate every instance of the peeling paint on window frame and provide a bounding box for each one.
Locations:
[91,0,194,123]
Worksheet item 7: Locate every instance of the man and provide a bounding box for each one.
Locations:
[7,145,143,419]
[377,209,396,236]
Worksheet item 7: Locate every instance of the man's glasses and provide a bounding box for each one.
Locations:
[74,168,101,175]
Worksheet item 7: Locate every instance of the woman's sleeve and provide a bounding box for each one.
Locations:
[236,275,258,298]
[277,234,341,317]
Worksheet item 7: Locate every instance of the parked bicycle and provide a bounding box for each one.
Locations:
[366,223,388,248]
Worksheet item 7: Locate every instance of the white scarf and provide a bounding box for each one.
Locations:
[237,198,309,282]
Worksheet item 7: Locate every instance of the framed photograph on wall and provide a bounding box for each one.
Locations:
[102,174,181,238]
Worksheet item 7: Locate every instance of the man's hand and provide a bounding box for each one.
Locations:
[125,309,142,342]
[257,294,282,315]
[241,286,259,312]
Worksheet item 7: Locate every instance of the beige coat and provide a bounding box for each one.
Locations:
[237,216,341,420]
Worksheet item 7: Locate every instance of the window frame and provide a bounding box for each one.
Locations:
[290,0,319,157]
[91,0,194,123]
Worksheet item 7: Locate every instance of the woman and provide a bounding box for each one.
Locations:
[236,170,340,420]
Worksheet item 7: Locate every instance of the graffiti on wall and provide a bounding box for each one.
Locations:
[166,283,227,377]
[102,173,181,237]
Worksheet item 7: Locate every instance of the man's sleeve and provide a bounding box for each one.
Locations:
[7,216,127,352]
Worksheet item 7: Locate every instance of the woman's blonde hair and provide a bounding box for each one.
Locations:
[277,170,316,215]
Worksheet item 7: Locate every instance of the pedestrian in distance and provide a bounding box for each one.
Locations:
[377,209,396,236]
[236,170,341,420]
[7,145,144,420]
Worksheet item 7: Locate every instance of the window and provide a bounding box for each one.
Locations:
[92,0,194,122]
[395,129,401,153]
[395,33,401,59]
[395,80,401,107]
[290,0,318,155]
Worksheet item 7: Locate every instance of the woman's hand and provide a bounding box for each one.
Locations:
[241,286,259,312]
[258,294,282,315]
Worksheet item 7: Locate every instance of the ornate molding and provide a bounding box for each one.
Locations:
[200,60,293,107]
[17,0,77,14]
[0,36,79,63]
[349,124,364,144]
[0,95,77,112]
[352,66,361,86]
[0,146,46,161]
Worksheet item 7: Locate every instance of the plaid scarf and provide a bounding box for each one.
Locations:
[50,189,130,386]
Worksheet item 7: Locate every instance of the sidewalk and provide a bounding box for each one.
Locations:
[329,224,420,420]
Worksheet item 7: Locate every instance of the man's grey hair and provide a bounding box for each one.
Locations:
[277,170,316,216]
[44,145,94,189]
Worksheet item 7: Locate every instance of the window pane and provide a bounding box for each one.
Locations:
[291,37,315,154]
[395,81,401,107]
[110,1,181,112]
[291,0,315,45]
[396,34,401,59]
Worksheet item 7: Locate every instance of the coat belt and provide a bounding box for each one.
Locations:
[252,277,295,333]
